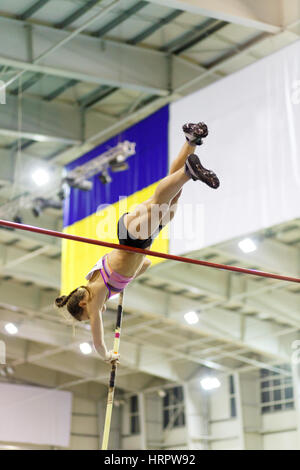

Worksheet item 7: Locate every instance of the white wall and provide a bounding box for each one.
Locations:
[263,430,298,450]
[163,427,187,449]
[209,375,242,450]
[145,393,163,449]
[262,410,297,450]
[70,396,100,450]
[0,382,72,448]
[0,392,100,450]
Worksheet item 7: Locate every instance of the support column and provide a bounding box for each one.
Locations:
[234,372,245,449]
[144,392,163,449]
[291,362,300,449]
[183,379,210,450]
[237,371,263,449]
[138,392,147,450]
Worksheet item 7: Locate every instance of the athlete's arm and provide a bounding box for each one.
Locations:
[90,308,108,360]
[90,306,120,363]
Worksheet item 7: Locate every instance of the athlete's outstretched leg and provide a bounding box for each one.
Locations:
[125,142,193,240]
[125,168,190,239]
[165,141,197,219]
[124,121,219,240]
[161,122,210,224]
[151,167,189,206]
[169,142,196,175]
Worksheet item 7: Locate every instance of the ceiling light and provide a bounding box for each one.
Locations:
[200,376,221,391]
[158,389,167,398]
[184,311,199,325]
[4,323,18,335]
[32,168,50,187]
[79,342,92,355]
[238,238,257,253]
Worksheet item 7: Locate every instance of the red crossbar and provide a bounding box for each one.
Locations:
[0,219,299,284]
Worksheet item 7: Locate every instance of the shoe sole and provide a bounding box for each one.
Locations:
[183,123,209,139]
[186,155,220,189]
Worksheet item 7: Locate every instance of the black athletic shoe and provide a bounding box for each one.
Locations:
[183,122,208,146]
[185,154,220,189]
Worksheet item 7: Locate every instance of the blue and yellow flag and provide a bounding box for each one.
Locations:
[61,106,169,294]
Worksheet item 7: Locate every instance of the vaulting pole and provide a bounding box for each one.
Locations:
[102,290,125,450]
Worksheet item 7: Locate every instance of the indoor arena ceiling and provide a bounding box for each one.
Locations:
[0,0,300,400]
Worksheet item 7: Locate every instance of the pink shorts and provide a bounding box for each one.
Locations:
[100,255,134,299]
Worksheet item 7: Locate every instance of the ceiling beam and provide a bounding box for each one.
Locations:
[17,0,51,21]
[0,310,183,384]
[0,16,169,96]
[78,85,119,109]
[0,93,81,145]
[93,1,149,38]
[147,0,282,33]
[280,0,300,28]
[128,9,183,45]
[77,16,225,109]
[174,20,228,54]
[55,0,102,29]
[213,237,300,279]
[161,18,228,54]
[43,78,79,101]
[2,335,139,392]
[52,7,184,111]
[0,91,119,145]
[9,72,44,95]
[79,30,276,148]
[0,242,60,288]
[123,282,294,362]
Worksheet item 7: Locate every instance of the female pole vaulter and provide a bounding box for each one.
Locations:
[55,123,220,363]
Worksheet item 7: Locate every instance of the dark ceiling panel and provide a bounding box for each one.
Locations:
[93,1,148,38]
[18,0,51,21]
[55,0,101,29]
[128,9,183,45]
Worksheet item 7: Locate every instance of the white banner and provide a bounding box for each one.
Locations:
[169,40,300,255]
[0,383,72,447]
